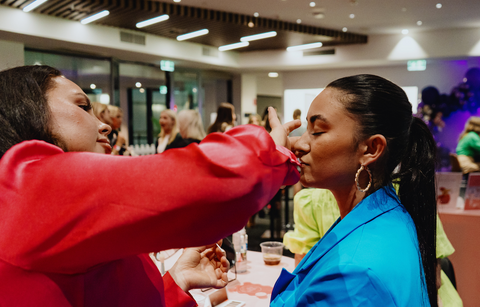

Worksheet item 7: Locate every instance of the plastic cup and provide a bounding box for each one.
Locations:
[260,241,283,265]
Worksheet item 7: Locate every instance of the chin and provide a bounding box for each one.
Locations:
[299,177,311,188]
[96,146,111,155]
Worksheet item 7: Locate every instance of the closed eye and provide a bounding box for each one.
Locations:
[312,132,324,136]
[79,104,92,112]
[79,105,92,112]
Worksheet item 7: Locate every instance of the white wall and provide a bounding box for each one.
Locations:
[239,28,480,71]
[0,39,24,71]
[282,58,480,97]
[240,74,257,124]
[257,76,283,97]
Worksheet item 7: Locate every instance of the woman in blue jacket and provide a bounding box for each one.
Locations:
[272,75,437,306]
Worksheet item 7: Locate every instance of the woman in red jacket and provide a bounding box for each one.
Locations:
[0,65,300,306]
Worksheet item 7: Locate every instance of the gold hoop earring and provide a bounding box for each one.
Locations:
[355,165,372,193]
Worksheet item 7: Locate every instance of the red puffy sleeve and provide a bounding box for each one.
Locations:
[0,125,299,274]
[163,272,197,307]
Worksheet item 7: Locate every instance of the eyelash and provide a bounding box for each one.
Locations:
[79,103,92,112]
[312,132,324,136]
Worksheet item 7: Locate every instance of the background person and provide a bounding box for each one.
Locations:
[165,109,206,150]
[456,116,480,173]
[92,101,112,126]
[107,105,128,155]
[248,113,262,126]
[156,109,183,153]
[0,65,301,306]
[289,109,306,137]
[271,74,438,306]
[207,102,236,134]
[247,112,263,228]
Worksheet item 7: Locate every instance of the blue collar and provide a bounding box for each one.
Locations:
[294,184,402,274]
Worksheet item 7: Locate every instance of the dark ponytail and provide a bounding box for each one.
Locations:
[392,117,437,307]
[328,74,438,307]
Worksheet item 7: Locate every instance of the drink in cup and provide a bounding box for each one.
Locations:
[260,241,283,265]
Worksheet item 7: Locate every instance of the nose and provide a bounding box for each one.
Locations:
[293,131,310,158]
[98,119,112,136]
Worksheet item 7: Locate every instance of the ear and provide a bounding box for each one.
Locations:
[358,134,387,166]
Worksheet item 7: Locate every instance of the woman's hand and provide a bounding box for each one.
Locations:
[168,241,229,292]
[268,107,301,150]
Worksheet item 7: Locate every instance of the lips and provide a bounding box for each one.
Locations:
[97,139,112,154]
[300,159,309,166]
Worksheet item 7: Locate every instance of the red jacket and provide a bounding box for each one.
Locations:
[0,125,299,306]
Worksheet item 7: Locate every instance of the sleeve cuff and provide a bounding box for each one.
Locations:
[275,145,301,166]
[163,272,197,307]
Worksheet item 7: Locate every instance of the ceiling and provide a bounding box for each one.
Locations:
[1,0,480,53]
[187,0,480,35]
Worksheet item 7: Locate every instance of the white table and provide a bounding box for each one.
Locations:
[438,207,480,307]
[152,249,295,306]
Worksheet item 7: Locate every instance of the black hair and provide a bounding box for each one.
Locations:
[0,65,62,158]
[327,74,437,307]
[207,102,235,134]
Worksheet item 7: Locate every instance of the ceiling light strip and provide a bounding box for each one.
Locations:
[136,15,169,28]
[81,10,110,24]
[286,42,323,52]
[240,31,277,42]
[218,42,249,51]
[177,29,209,41]
[23,0,48,12]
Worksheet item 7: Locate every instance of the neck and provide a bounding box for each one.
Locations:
[330,185,366,219]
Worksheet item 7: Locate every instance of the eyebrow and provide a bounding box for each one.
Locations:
[309,114,329,124]
[74,92,91,104]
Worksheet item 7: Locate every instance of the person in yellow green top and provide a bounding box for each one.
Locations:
[456,116,480,174]
[284,188,463,307]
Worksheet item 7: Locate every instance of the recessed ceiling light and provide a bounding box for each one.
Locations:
[436,3,442,9]
[241,31,277,42]
[253,12,259,17]
[139,88,145,93]
[296,19,302,24]
[286,42,323,52]
[349,14,355,19]
[23,0,48,12]
[90,84,96,89]
[268,72,279,78]
[342,27,348,32]
[135,82,142,88]
[177,29,209,41]
[81,10,110,24]
[218,42,249,51]
[310,2,316,7]
[417,21,423,26]
[402,29,409,35]
[173,0,181,2]
[136,14,169,28]
[248,21,255,28]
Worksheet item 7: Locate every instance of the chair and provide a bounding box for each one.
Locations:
[440,257,457,289]
[449,153,462,172]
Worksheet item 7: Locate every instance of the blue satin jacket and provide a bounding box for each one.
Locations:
[271,185,431,306]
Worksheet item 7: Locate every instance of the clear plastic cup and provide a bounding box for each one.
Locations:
[260,241,284,265]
